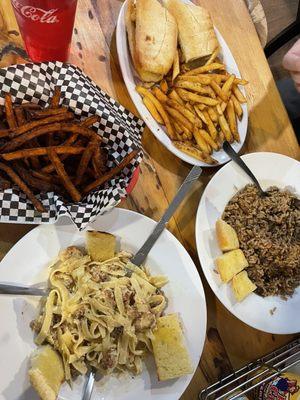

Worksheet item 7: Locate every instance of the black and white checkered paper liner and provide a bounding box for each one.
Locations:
[0,62,145,229]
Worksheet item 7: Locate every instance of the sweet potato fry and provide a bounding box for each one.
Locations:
[0,174,11,190]
[83,149,139,195]
[75,140,97,185]
[136,86,175,139]
[10,112,74,138]
[4,93,17,129]
[233,85,247,103]
[176,89,219,106]
[0,162,45,212]
[3,123,101,152]
[80,115,101,127]
[14,164,61,194]
[47,148,81,202]
[2,146,85,161]
[14,107,26,126]
[182,62,225,76]
[143,97,164,124]
[92,146,106,178]
[50,87,61,108]
[30,107,69,119]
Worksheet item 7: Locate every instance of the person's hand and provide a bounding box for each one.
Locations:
[283,39,300,92]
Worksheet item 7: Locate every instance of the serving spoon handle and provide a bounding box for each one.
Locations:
[223,141,267,196]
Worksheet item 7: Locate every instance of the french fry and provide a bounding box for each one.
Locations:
[47,147,81,202]
[221,101,227,113]
[166,99,195,124]
[202,110,217,140]
[185,102,196,115]
[173,119,193,140]
[4,93,17,129]
[83,149,139,194]
[219,113,233,142]
[205,46,220,66]
[210,74,248,86]
[169,89,185,105]
[136,85,176,139]
[226,99,239,142]
[198,129,219,151]
[222,74,235,97]
[152,86,168,103]
[143,97,164,124]
[175,80,212,96]
[172,50,180,81]
[207,107,218,122]
[176,74,211,85]
[233,85,247,103]
[173,141,217,164]
[165,105,194,132]
[210,80,228,102]
[173,120,184,139]
[177,88,219,106]
[182,62,225,76]
[234,78,249,85]
[0,161,45,212]
[193,128,211,154]
[75,139,98,185]
[219,131,225,142]
[194,106,207,124]
[231,94,243,120]
[160,79,168,94]
[2,146,85,161]
[50,87,61,108]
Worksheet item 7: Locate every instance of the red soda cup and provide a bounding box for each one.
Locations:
[11,0,78,62]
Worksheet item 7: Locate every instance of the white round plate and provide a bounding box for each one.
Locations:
[196,152,300,334]
[116,0,248,167]
[0,208,206,400]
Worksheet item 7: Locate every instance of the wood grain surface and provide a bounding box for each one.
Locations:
[0,1,299,399]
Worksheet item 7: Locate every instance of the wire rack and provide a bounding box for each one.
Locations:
[199,337,300,400]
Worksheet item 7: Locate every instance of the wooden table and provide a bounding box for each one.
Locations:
[1,1,300,398]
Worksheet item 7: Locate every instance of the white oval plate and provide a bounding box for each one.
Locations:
[195,152,300,334]
[116,0,248,167]
[0,208,206,400]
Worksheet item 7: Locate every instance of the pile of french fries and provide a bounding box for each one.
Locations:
[136,51,248,164]
[0,88,138,212]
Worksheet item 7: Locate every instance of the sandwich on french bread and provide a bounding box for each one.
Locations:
[163,0,218,64]
[125,0,178,82]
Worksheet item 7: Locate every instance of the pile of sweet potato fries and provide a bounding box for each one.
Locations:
[0,88,138,212]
